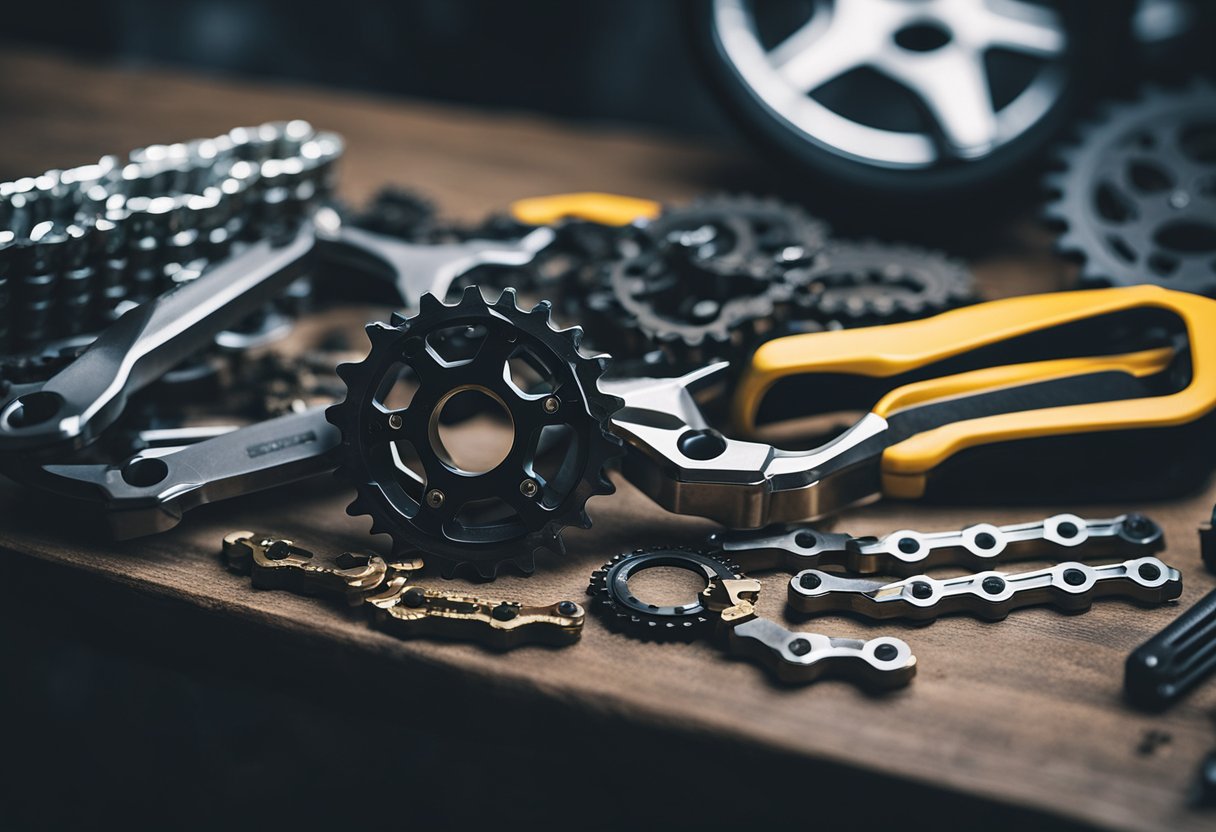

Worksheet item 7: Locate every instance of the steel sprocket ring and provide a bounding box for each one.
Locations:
[586,194,829,360]
[327,286,622,579]
[1044,82,1216,296]
[587,547,744,642]
[792,240,975,326]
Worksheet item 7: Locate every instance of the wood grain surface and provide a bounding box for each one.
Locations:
[2,49,1214,832]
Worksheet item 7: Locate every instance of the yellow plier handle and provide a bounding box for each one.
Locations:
[508,192,661,227]
[736,285,1216,502]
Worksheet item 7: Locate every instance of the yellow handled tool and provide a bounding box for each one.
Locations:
[738,284,1216,503]
[607,285,1216,528]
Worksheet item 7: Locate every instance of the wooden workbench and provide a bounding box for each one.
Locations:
[2,50,1214,832]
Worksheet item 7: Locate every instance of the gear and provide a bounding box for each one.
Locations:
[791,241,975,327]
[585,194,829,360]
[1044,82,1216,296]
[586,546,743,642]
[327,286,622,580]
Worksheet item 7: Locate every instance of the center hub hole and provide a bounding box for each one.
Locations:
[894,21,952,52]
[628,567,708,607]
[432,387,514,474]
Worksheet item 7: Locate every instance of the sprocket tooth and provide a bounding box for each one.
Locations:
[389,311,408,327]
[494,286,519,310]
[457,283,486,309]
[419,292,443,313]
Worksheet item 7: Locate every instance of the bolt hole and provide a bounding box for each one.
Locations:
[1063,568,1087,586]
[121,456,170,488]
[677,429,728,461]
[974,532,997,550]
[5,391,63,428]
[1057,521,1079,538]
[897,537,919,554]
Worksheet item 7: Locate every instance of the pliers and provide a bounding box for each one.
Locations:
[608,284,1216,527]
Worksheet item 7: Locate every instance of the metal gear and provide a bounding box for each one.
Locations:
[585,194,829,360]
[586,546,744,642]
[791,240,975,326]
[1044,82,1216,296]
[326,285,622,580]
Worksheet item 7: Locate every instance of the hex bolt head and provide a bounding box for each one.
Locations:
[788,638,812,656]
[387,413,403,430]
[799,572,822,590]
[910,581,933,599]
[519,478,539,497]
[897,537,919,554]
[425,489,445,508]
[556,600,579,617]
[542,396,560,414]
[981,576,1005,594]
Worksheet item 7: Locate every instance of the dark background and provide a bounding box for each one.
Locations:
[1,0,732,138]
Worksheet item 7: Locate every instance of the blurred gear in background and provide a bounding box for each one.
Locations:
[1043,82,1216,296]
[790,240,975,327]
[584,194,828,361]
[690,0,1130,198]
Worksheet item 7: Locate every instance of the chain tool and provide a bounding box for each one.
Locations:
[788,557,1182,622]
[587,547,916,688]
[223,531,584,648]
[709,513,1165,576]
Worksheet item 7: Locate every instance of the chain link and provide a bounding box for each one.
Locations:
[0,120,343,353]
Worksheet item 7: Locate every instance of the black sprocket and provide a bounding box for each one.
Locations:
[587,546,743,642]
[791,240,975,327]
[326,286,622,579]
[1044,82,1216,296]
[585,194,829,361]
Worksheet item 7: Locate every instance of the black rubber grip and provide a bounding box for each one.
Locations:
[1125,587,1216,711]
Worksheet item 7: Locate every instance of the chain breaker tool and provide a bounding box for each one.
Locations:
[223,531,584,648]
[587,547,916,688]
[709,512,1165,576]
[788,557,1182,621]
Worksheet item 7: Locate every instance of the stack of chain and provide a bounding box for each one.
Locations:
[0,120,343,355]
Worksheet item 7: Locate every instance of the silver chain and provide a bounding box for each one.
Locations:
[0,120,343,353]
